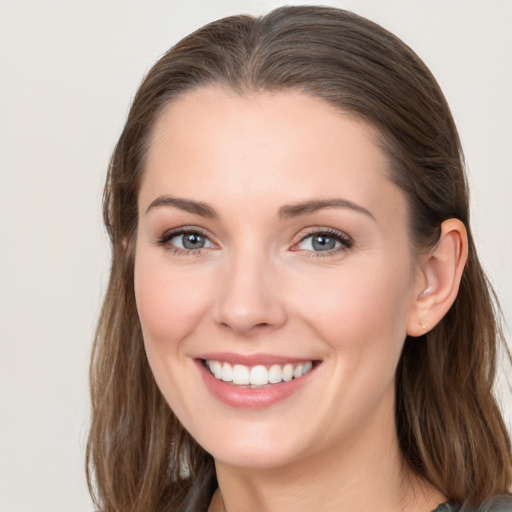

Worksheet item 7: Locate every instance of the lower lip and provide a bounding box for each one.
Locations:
[196,360,317,409]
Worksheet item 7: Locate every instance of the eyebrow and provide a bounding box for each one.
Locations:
[146,196,218,218]
[145,195,375,221]
[278,198,375,221]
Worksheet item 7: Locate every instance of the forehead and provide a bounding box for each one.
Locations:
[140,86,406,224]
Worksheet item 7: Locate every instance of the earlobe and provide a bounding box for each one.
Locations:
[407,219,468,337]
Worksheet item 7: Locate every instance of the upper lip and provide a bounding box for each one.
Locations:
[195,352,318,366]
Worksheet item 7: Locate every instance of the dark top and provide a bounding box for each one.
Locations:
[432,497,512,512]
[433,504,455,512]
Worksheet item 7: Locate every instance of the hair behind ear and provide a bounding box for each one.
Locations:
[396,235,512,505]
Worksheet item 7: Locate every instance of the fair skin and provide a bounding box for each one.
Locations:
[134,87,467,512]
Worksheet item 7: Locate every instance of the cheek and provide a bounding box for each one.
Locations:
[291,261,413,437]
[133,250,214,422]
[133,252,212,350]
[292,256,414,362]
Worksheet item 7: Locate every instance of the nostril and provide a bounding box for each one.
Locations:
[219,320,272,333]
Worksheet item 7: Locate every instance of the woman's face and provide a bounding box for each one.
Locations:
[135,87,420,469]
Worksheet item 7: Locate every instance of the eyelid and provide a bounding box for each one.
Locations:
[154,225,353,257]
[155,226,218,254]
[291,227,353,254]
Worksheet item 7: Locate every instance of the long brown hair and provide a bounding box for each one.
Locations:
[87,6,512,511]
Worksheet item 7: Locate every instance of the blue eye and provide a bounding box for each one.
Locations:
[158,229,215,253]
[170,232,209,249]
[296,230,352,253]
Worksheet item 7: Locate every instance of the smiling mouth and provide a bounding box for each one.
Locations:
[203,359,315,387]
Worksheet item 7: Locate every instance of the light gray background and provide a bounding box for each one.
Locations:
[0,1,510,510]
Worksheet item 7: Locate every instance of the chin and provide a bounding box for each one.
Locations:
[189,419,314,470]
[209,443,302,470]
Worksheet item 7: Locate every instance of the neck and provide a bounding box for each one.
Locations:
[209,396,444,512]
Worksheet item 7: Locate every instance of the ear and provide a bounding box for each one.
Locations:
[407,219,468,337]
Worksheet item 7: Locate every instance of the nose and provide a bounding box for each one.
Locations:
[212,249,287,336]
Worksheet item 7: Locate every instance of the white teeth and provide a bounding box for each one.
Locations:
[205,359,315,386]
[211,360,223,379]
[221,362,233,382]
[282,363,294,382]
[249,365,268,385]
[268,364,283,384]
[232,364,250,385]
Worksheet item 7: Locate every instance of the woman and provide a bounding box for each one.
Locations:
[86,6,512,511]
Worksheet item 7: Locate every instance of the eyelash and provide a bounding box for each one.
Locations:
[156,227,214,256]
[293,228,353,258]
[156,227,353,257]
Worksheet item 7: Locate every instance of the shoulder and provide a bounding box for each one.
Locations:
[432,504,456,512]
[454,496,512,512]
[474,495,512,512]
[433,497,512,512]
